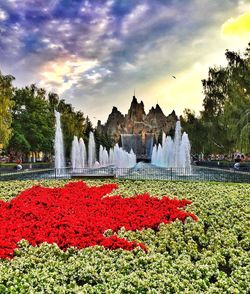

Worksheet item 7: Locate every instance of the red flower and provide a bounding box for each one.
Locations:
[0,181,197,259]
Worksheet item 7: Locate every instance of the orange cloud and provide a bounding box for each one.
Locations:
[40,56,97,93]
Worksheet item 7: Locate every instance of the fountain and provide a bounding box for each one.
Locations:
[71,132,136,170]
[71,136,87,170]
[112,144,136,168]
[54,111,65,172]
[99,146,110,166]
[88,131,96,167]
[42,114,245,182]
[151,121,191,170]
[121,133,153,161]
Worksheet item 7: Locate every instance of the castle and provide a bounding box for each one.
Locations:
[96,95,178,160]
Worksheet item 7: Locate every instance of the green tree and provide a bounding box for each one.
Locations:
[84,116,94,137]
[180,109,206,154]
[201,43,250,153]
[201,66,232,153]
[8,85,54,158]
[0,71,14,148]
[222,48,250,152]
[48,92,59,112]
[53,99,87,158]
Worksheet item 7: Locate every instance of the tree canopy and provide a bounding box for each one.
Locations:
[0,71,14,147]
[181,43,250,155]
[8,85,54,156]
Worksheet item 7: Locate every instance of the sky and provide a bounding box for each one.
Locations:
[0,0,250,125]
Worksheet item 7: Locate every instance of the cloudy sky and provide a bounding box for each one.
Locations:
[0,0,250,124]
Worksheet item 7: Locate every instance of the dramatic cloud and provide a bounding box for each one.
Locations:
[40,56,98,94]
[0,0,249,123]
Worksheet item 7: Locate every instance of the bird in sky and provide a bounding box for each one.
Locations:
[172,76,176,79]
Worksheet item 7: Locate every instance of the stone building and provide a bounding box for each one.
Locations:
[96,95,178,160]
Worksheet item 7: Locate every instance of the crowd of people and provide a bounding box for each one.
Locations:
[198,153,248,162]
[193,152,249,170]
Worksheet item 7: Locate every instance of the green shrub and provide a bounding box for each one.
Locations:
[0,180,249,293]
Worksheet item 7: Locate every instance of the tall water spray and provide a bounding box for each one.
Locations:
[151,121,191,170]
[54,111,65,170]
[88,131,96,167]
[79,138,87,167]
[173,121,182,168]
[112,144,136,168]
[99,145,109,166]
[71,133,136,169]
[71,136,87,170]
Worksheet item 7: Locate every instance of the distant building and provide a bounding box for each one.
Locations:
[96,95,178,160]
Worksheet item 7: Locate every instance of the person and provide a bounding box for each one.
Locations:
[234,155,241,170]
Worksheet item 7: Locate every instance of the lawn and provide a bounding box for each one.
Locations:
[0,179,249,293]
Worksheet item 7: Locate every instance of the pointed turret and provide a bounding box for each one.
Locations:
[128,95,145,121]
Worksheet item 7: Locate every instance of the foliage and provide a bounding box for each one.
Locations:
[94,128,113,158]
[182,43,250,154]
[4,84,92,160]
[0,71,15,147]
[7,85,54,156]
[0,179,249,293]
[56,100,86,159]
[180,109,206,154]
[201,44,250,153]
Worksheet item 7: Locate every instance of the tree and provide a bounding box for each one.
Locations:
[0,71,14,148]
[53,98,87,158]
[222,48,250,152]
[84,116,94,137]
[7,85,54,158]
[48,92,59,112]
[180,109,207,154]
[201,66,232,153]
[200,43,250,153]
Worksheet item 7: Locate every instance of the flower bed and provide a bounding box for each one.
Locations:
[0,181,197,258]
[0,179,249,293]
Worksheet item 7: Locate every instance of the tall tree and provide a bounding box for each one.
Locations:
[180,109,206,154]
[201,43,250,153]
[0,71,14,148]
[48,92,59,112]
[201,66,232,153]
[52,98,87,158]
[8,85,54,158]
[222,48,250,152]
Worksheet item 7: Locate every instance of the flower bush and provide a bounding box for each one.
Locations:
[0,179,249,293]
[0,181,197,258]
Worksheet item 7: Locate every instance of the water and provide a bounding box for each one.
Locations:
[151,121,191,170]
[71,132,136,169]
[121,134,142,156]
[98,144,136,168]
[121,133,153,159]
[112,144,136,168]
[70,121,189,171]
[88,132,96,167]
[79,138,87,167]
[99,145,109,166]
[71,136,86,170]
[54,111,65,170]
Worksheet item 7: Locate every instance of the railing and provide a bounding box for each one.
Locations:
[0,162,53,173]
[0,165,250,183]
[195,161,250,171]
